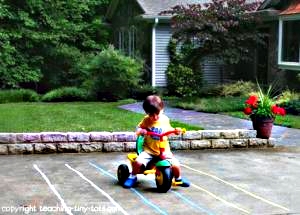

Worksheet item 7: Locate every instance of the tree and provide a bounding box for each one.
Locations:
[0,0,110,90]
[163,0,266,65]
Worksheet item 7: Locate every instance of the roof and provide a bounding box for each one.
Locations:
[107,0,263,20]
[257,0,281,10]
[280,0,300,15]
[136,0,209,15]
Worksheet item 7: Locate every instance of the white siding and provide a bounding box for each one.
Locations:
[201,57,229,86]
[153,26,228,87]
[154,25,172,86]
[202,57,221,86]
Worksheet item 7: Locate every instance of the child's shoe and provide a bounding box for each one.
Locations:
[123,176,137,188]
[175,177,190,187]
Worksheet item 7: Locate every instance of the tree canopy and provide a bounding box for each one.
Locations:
[164,0,266,65]
[0,0,110,91]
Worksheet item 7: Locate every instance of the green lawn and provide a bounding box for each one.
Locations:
[0,101,202,132]
[170,97,300,129]
[224,111,300,129]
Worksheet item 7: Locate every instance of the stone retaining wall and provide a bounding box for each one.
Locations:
[0,130,274,155]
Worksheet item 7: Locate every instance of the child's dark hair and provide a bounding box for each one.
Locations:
[143,95,164,115]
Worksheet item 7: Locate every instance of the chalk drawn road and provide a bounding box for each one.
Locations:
[0,148,299,215]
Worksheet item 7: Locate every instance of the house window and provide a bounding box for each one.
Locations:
[278,15,300,70]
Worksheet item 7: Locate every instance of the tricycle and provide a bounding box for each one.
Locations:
[117,128,186,193]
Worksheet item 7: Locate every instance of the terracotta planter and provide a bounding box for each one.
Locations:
[251,115,274,139]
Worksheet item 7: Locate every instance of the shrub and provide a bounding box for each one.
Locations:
[84,47,143,101]
[283,100,300,115]
[197,85,224,97]
[220,81,257,97]
[41,87,90,102]
[0,89,39,103]
[277,90,300,115]
[167,63,202,97]
[130,85,157,100]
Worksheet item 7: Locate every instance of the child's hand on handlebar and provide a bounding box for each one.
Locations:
[136,128,147,135]
[175,127,186,135]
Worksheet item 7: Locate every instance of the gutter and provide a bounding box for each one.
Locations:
[253,8,280,21]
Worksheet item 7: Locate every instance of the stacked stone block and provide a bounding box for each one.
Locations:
[0,129,274,155]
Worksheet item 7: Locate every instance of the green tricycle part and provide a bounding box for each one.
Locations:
[156,160,171,167]
[136,135,144,155]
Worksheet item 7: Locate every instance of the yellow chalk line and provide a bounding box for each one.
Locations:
[191,183,250,214]
[182,164,289,212]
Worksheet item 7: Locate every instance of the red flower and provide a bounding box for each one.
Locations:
[245,95,258,108]
[271,105,286,116]
[279,107,286,116]
[271,105,279,114]
[243,107,252,115]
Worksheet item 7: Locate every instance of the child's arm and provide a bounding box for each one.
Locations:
[136,117,148,135]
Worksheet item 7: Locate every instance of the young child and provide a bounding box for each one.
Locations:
[123,95,190,188]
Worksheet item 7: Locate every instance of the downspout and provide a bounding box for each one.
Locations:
[152,18,159,87]
[278,18,283,65]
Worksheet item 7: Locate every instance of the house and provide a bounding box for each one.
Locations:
[106,0,300,91]
[106,0,227,88]
[254,0,300,90]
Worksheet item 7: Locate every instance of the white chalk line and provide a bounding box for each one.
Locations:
[191,183,250,214]
[65,164,129,215]
[182,164,289,212]
[33,164,73,215]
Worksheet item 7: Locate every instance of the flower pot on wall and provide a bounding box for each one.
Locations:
[251,115,274,139]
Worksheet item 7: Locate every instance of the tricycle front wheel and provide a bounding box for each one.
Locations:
[155,167,173,193]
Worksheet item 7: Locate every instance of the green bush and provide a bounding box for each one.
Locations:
[84,47,143,101]
[284,100,300,115]
[130,85,157,100]
[278,90,300,115]
[41,87,91,102]
[0,89,40,103]
[219,81,257,97]
[167,63,202,97]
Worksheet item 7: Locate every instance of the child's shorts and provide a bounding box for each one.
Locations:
[136,151,180,167]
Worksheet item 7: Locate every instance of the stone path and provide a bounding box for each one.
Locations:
[120,102,300,147]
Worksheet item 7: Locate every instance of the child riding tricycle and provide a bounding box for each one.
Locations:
[117,95,190,193]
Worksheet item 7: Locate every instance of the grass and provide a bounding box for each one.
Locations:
[225,111,300,129]
[170,96,246,113]
[0,101,202,132]
[170,96,300,129]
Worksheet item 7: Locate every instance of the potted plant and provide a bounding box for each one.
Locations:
[243,85,286,139]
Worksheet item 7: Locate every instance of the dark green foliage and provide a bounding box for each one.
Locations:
[166,38,203,97]
[130,84,158,100]
[41,87,91,102]
[164,0,266,65]
[84,47,143,101]
[167,63,202,97]
[277,90,300,115]
[283,100,300,115]
[0,0,110,90]
[0,89,40,103]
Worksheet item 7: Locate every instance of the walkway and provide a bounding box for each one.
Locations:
[120,102,300,147]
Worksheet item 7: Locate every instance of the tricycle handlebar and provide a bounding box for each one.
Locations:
[143,128,186,141]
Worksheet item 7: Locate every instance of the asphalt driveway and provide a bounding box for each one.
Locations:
[1,148,299,215]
